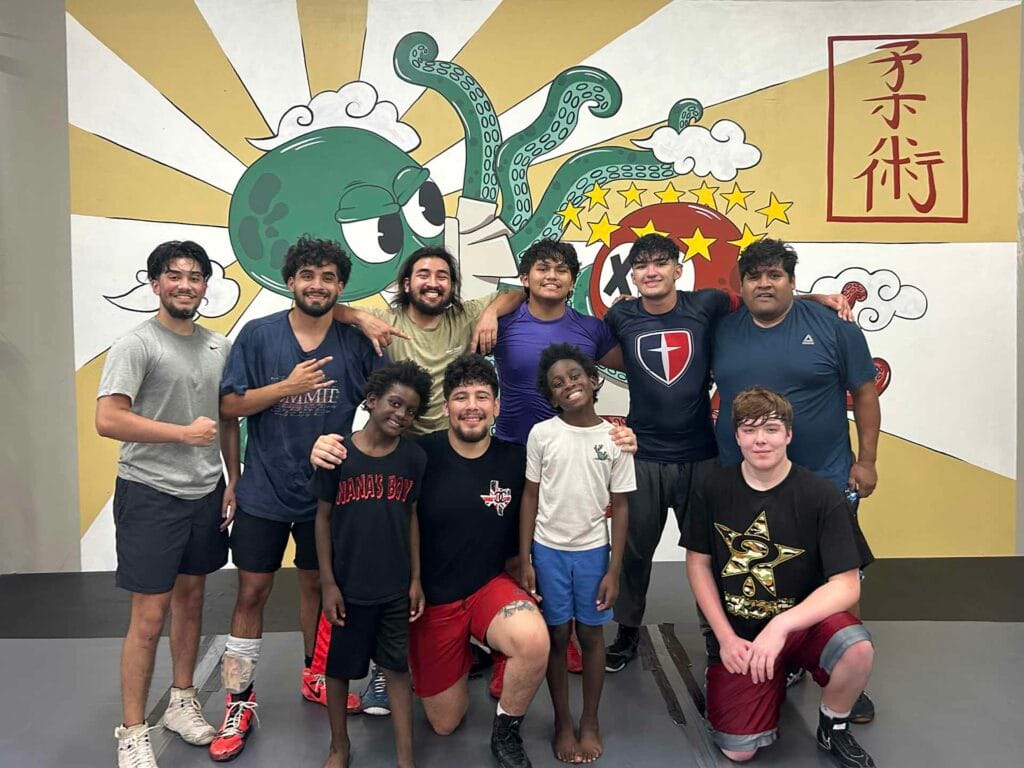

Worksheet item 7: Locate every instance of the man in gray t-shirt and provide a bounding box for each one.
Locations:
[96,241,240,768]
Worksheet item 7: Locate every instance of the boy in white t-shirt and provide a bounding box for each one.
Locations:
[519,343,636,764]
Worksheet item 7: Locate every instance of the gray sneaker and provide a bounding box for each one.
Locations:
[360,664,391,716]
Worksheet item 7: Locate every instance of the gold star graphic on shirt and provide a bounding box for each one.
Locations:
[714,511,804,597]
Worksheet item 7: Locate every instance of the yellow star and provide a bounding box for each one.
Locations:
[654,182,684,203]
[629,219,669,238]
[689,179,719,209]
[728,224,764,255]
[720,182,754,213]
[586,212,621,247]
[715,511,804,597]
[582,182,610,210]
[679,227,717,262]
[756,192,793,226]
[555,199,585,231]
[618,182,645,208]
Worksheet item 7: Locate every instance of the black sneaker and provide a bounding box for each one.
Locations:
[850,691,875,724]
[817,710,875,767]
[605,625,639,672]
[490,712,532,768]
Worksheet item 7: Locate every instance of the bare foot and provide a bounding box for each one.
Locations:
[322,741,350,768]
[578,718,603,763]
[552,721,581,764]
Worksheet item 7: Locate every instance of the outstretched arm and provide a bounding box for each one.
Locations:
[518,479,541,599]
[472,291,525,353]
[798,292,854,322]
[333,304,410,356]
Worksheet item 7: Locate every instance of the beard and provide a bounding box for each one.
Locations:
[450,417,491,443]
[161,293,199,319]
[409,287,450,316]
[294,291,336,317]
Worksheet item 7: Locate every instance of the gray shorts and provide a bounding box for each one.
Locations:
[113,477,228,594]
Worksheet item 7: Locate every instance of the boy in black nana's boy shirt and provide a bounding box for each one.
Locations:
[310,362,430,768]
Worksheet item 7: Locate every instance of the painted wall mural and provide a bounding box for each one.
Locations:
[66,0,1020,569]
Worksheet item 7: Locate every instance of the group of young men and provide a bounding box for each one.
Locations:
[98,230,880,768]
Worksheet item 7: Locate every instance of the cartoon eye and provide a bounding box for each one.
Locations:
[401,180,445,238]
[341,212,404,264]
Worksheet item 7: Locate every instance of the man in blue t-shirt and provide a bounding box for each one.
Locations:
[494,239,621,445]
[712,237,880,725]
[210,237,382,761]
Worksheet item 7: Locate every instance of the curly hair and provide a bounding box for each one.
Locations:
[363,360,432,418]
[392,246,464,314]
[517,239,580,301]
[281,236,352,284]
[147,240,212,281]
[536,342,602,407]
[737,238,798,280]
[443,353,499,399]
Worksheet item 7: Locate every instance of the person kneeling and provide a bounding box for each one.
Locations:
[681,387,875,768]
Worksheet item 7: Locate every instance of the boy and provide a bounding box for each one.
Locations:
[681,387,875,767]
[519,343,635,763]
[309,362,431,768]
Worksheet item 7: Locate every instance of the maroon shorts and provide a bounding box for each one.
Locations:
[706,612,871,753]
[409,573,532,698]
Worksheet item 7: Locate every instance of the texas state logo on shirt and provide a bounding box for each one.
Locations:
[635,329,693,386]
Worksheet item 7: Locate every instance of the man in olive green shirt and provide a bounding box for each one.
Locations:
[335,245,520,435]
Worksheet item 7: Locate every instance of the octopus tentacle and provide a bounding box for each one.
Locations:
[393,32,502,202]
[495,68,621,231]
[668,98,703,130]
[509,147,676,256]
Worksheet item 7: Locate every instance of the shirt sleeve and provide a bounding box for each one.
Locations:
[603,303,623,343]
[407,444,428,503]
[525,426,543,483]
[589,316,617,360]
[836,320,877,391]
[679,473,713,553]
[308,466,339,505]
[462,291,502,324]
[817,489,865,578]
[97,332,150,402]
[698,288,735,319]
[219,323,254,396]
[609,448,637,493]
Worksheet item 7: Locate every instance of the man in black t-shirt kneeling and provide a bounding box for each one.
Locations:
[312,355,549,768]
[681,388,875,768]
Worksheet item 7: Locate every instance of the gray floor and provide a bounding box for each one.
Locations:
[4,562,1024,767]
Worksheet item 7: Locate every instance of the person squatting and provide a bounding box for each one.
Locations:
[98,235,877,768]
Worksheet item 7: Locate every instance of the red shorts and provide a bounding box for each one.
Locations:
[706,612,871,753]
[409,573,532,698]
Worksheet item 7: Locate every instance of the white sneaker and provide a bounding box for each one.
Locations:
[115,722,159,768]
[159,686,216,745]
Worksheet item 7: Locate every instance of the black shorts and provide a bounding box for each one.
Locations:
[229,509,318,572]
[113,477,228,594]
[325,595,410,680]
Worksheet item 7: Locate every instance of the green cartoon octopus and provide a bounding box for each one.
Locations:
[229,31,703,301]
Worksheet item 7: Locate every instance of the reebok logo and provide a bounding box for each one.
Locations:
[802,334,815,346]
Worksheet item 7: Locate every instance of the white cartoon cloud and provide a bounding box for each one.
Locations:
[104,260,240,319]
[249,82,421,152]
[633,119,761,181]
[809,267,927,332]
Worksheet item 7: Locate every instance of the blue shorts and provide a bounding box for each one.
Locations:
[531,541,612,627]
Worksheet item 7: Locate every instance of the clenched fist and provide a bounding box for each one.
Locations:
[181,416,217,446]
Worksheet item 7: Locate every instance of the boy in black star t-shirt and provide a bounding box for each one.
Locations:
[309,361,430,768]
[681,387,875,768]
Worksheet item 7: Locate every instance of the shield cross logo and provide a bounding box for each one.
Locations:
[635,330,693,386]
